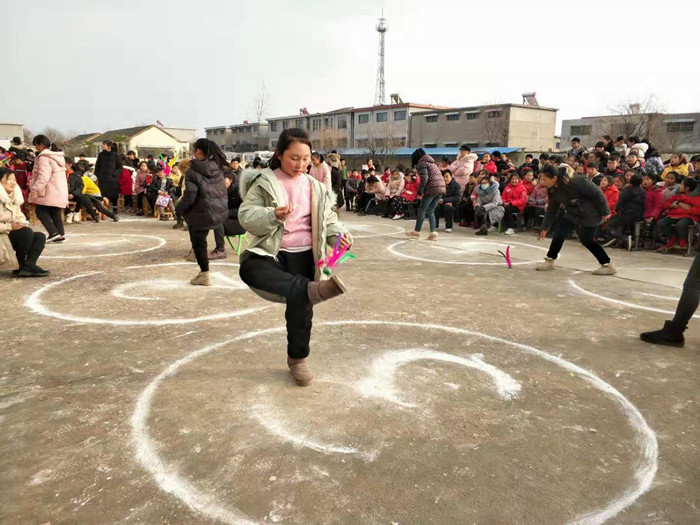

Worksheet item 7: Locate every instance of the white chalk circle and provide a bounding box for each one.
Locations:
[131,321,657,525]
[570,272,700,319]
[25,262,271,326]
[39,233,166,259]
[344,220,406,239]
[388,239,547,266]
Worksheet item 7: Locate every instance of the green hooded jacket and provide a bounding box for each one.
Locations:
[238,168,351,300]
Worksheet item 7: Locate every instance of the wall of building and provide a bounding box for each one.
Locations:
[352,107,415,148]
[409,108,508,148]
[561,113,700,153]
[128,127,189,157]
[207,124,270,152]
[162,128,197,144]
[0,123,24,141]
[507,106,557,151]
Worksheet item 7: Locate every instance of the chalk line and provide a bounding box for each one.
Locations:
[344,221,406,239]
[25,263,271,326]
[570,279,700,319]
[131,321,657,525]
[387,239,545,266]
[357,349,521,407]
[40,233,166,259]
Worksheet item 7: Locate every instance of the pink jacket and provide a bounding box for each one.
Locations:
[309,162,332,192]
[385,175,405,198]
[449,153,477,194]
[29,149,68,208]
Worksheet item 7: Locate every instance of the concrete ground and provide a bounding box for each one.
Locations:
[1,212,698,525]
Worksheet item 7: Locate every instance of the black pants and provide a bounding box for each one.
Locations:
[502,204,521,230]
[674,253,700,326]
[458,199,474,223]
[103,192,119,215]
[135,193,146,213]
[84,195,115,220]
[345,190,357,211]
[357,192,374,213]
[34,205,64,237]
[435,203,456,229]
[547,218,611,265]
[607,214,639,240]
[123,195,134,208]
[9,227,46,268]
[658,217,694,243]
[69,193,88,214]
[239,250,315,359]
[524,206,545,227]
[223,217,245,236]
[188,228,210,272]
[211,224,226,253]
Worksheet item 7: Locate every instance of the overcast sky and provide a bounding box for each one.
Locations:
[4,0,698,138]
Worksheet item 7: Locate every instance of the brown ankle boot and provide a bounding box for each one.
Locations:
[287,357,313,386]
[307,275,347,305]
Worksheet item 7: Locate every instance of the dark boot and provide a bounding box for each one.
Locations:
[640,321,686,348]
[307,275,346,305]
[475,225,488,236]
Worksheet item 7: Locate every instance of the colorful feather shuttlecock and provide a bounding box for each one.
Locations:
[497,245,512,269]
[317,236,356,275]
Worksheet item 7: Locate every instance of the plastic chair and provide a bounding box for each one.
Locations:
[226,233,249,255]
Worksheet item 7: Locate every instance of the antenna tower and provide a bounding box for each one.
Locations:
[374,12,388,105]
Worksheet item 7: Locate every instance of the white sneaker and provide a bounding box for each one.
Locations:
[73,212,82,223]
[65,213,73,224]
[592,262,617,276]
[505,228,515,235]
[392,214,403,220]
[46,233,63,243]
[487,226,496,232]
[445,228,452,233]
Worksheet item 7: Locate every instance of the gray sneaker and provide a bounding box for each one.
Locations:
[592,262,617,276]
[535,257,555,271]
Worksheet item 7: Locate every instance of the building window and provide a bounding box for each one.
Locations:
[487,111,502,118]
[358,114,369,124]
[324,117,332,128]
[394,110,407,121]
[337,116,347,129]
[465,142,479,147]
[312,118,321,131]
[425,115,438,123]
[444,142,459,147]
[466,112,479,120]
[570,125,592,135]
[312,140,321,149]
[446,113,460,121]
[295,119,304,128]
[422,143,437,148]
[666,121,695,133]
[376,112,388,122]
[485,142,499,147]
[282,120,289,130]
[269,122,277,132]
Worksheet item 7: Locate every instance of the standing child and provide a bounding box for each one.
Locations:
[309,152,332,191]
[641,173,664,249]
[238,128,351,386]
[119,165,135,212]
[175,139,228,285]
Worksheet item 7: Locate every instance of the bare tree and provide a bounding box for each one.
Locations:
[253,81,269,150]
[483,111,508,147]
[365,120,400,169]
[41,127,68,147]
[23,128,34,144]
[605,94,667,143]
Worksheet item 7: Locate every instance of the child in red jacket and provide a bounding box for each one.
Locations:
[500,172,528,235]
[640,173,664,249]
[657,178,700,253]
[119,166,134,212]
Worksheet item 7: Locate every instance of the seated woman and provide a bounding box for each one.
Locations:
[661,152,690,181]
[662,171,681,202]
[357,175,385,216]
[391,170,419,219]
[524,174,548,228]
[65,157,85,224]
[0,168,49,277]
[657,178,700,253]
[148,166,177,221]
[383,169,404,218]
[435,169,460,232]
[500,172,528,235]
[474,173,504,236]
[603,174,646,249]
[457,172,478,227]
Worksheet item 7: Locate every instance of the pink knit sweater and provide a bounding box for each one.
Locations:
[274,169,313,251]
